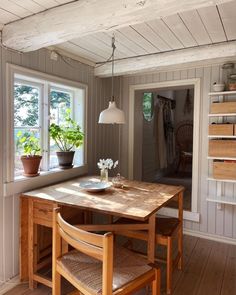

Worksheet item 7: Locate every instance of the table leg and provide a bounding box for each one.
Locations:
[28,198,37,289]
[178,191,183,270]
[147,213,156,263]
[20,197,29,281]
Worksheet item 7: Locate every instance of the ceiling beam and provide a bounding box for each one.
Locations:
[2,0,233,52]
[94,41,236,77]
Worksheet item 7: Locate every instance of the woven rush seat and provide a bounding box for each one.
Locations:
[57,246,152,294]
[114,217,180,236]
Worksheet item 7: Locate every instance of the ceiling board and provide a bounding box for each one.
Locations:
[197,5,227,42]
[162,14,198,47]
[56,42,104,62]
[9,0,45,13]
[71,37,111,60]
[117,26,159,54]
[146,19,184,50]
[0,0,31,18]
[179,10,212,45]
[218,1,236,40]
[89,32,136,58]
[106,30,148,56]
[0,0,76,25]
[32,0,62,9]
[0,7,19,23]
[131,22,171,52]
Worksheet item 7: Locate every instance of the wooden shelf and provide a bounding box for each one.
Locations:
[208,156,236,160]
[207,195,236,205]
[209,91,236,96]
[207,177,236,183]
[208,113,236,117]
[208,135,236,138]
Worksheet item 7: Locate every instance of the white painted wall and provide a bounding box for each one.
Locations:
[120,65,236,240]
[0,47,121,282]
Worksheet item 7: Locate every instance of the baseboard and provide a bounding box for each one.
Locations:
[0,276,20,295]
[184,228,236,245]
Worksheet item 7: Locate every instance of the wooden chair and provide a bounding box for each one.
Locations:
[175,121,193,173]
[52,208,161,295]
[113,193,183,294]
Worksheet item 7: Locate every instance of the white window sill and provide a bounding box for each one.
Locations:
[4,164,88,197]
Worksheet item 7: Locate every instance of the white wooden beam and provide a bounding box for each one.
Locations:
[2,0,233,52]
[94,41,236,77]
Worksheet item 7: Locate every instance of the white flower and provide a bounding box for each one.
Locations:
[97,158,119,170]
[114,160,118,168]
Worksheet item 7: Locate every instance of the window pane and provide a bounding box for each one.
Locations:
[14,83,40,127]
[49,89,72,168]
[14,128,40,176]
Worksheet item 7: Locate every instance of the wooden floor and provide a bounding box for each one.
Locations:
[3,235,236,295]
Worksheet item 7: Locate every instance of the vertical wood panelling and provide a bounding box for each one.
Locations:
[0,45,3,282]
[120,61,236,241]
[0,47,103,281]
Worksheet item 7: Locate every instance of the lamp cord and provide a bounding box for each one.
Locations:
[111,36,116,102]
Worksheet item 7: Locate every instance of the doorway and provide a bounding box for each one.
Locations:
[141,87,194,211]
[129,79,201,216]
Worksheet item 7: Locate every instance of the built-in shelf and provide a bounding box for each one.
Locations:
[207,91,236,208]
[208,135,236,139]
[207,177,236,183]
[207,195,236,205]
[207,156,236,161]
[209,90,236,96]
[208,113,236,117]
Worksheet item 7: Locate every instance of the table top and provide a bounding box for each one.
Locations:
[22,176,184,221]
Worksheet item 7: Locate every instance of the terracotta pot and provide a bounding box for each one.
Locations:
[229,83,236,91]
[56,151,75,169]
[21,155,42,177]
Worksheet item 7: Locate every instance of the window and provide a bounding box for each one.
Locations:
[12,72,86,178]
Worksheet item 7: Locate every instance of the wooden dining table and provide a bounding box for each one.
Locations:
[20,176,184,290]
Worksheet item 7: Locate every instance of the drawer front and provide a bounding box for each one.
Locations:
[210,102,236,114]
[33,201,54,226]
[213,162,236,180]
[209,124,234,136]
[209,140,236,157]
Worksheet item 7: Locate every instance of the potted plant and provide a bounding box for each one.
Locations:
[16,131,42,177]
[49,109,84,169]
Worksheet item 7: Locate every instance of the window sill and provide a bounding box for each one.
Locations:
[4,164,88,197]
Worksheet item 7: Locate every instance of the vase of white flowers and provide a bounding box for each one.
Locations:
[97,159,118,182]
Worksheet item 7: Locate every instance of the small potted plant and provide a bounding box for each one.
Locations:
[49,109,84,169]
[16,131,42,177]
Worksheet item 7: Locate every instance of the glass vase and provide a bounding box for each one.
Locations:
[100,168,108,182]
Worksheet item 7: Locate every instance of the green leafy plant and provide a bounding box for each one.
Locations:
[49,109,84,152]
[16,131,41,156]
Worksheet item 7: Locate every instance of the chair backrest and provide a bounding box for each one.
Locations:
[175,121,193,152]
[53,208,114,294]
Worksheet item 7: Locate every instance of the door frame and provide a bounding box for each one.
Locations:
[128,78,201,220]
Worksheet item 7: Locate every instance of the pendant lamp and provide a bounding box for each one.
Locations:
[98,37,125,124]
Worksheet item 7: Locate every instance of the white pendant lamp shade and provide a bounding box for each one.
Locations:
[98,36,125,124]
[98,101,125,124]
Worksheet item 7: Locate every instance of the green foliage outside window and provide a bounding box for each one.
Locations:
[143,92,154,121]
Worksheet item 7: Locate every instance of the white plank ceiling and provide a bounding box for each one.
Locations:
[0,1,236,65]
[0,0,74,29]
[54,1,236,64]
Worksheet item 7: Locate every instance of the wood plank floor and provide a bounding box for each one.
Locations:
[3,236,236,295]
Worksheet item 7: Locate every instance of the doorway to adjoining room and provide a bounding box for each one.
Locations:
[140,86,194,211]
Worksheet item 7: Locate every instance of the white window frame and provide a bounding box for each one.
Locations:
[4,64,88,196]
